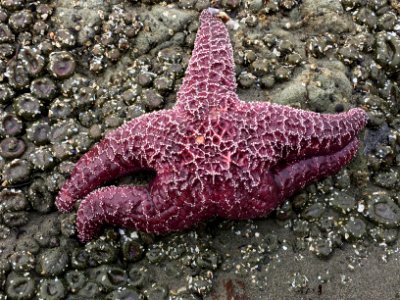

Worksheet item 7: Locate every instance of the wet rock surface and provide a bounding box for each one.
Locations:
[0,0,399,299]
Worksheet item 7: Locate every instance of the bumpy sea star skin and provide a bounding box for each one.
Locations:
[56,8,368,242]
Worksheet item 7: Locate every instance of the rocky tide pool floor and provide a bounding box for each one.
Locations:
[0,0,400,299]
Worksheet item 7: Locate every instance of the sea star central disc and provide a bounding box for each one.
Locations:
[56,8,368,242]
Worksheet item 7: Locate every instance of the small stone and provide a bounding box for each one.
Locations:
[0,24,15,43]
[221,0,242,9]
[246,0,263,12]
[154,76,174,93]
[0,84,15,104]
[29,148,56,171]
[5,274,35,300]
[121,239,144,262]
[302,202,326,221]
[105,288,141,300]
[10,251,35,272]
[328,191,356,214]
[0,189,28,212]
[367,193,400,227]
[26,121,50,145]
[9,9,33,32]
[36,248,69,277]
[378,12,397,30]
[2,159,31,184]
[37,278,66,300]
[19,47,45,76]
[343,217,367,239]
[54,28,76,48]
[373,169,399,189]
[311,238,333,258]
[30,77,57,100]
[369,227,398,244]
[48,98,74,121]
[250,58,270,76]
[260,75,275,89]
[28,178,54,212]
[137,71,155,87]
[275,66,291,81]
[238,71,256,88]
[0,43,15,58]
[3,211,28,227]
[13,93,43,120]
[65,270,86,293]
[142,89,164,110]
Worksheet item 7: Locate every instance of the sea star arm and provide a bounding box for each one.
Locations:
[76,185,185,242]
[270,107,367,199]
[76,173,206,242]
[55,112,169,212]
[273,138,360,200]
[176,9,237,111]
[241,102,367,162]
[247,103,367,201]
[76,186,151,242]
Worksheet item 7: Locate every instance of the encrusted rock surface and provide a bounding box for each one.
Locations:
[0,0,399,299]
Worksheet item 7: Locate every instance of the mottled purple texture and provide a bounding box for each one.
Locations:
[56,9,368,242]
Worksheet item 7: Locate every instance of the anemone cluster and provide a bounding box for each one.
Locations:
[0,0,399,299]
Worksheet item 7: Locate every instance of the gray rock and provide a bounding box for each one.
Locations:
[133,6,196,54]
[270,60,352,112]
[301,0,354,33]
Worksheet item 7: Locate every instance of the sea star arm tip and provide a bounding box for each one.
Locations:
[76,186,150,242]
[177,8,237,110]
[55,191,75,212]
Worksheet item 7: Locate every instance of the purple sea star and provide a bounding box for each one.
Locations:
[56,8,368,242]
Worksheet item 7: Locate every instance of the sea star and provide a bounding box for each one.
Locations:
[56,8,368,242]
